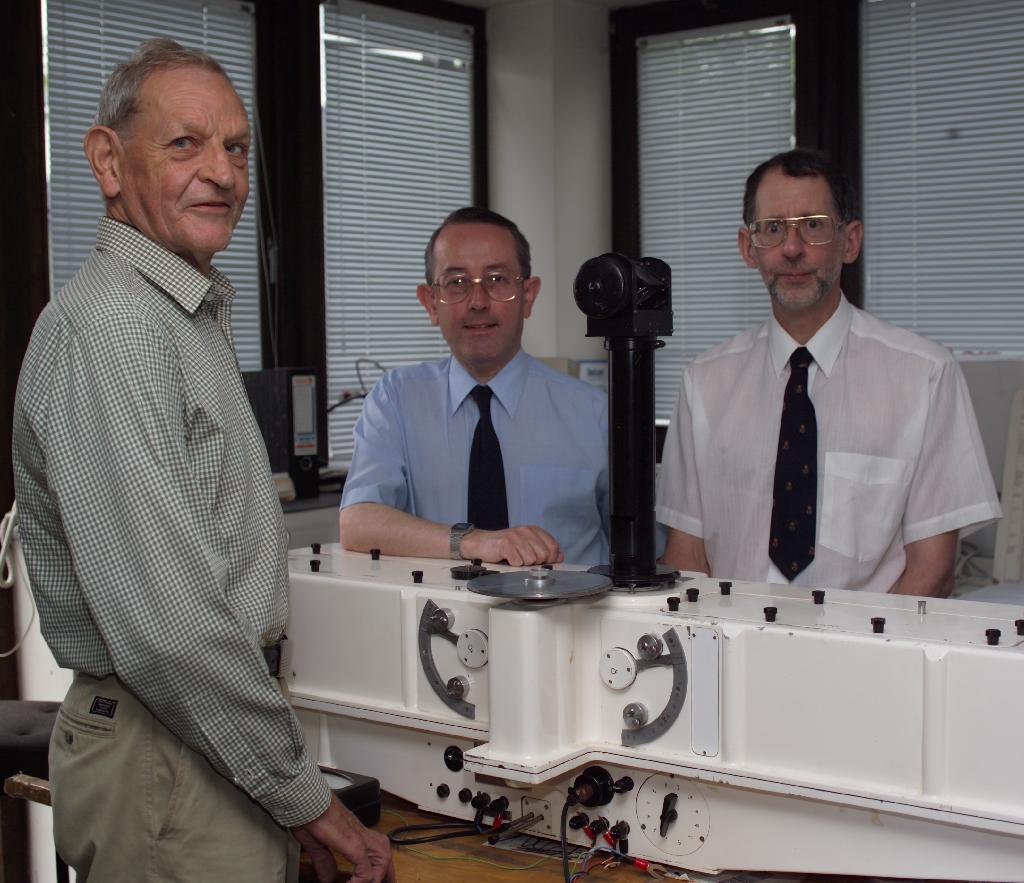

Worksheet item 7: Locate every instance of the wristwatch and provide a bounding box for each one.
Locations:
[449,522,474,559]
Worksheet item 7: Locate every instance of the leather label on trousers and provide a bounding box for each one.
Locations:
[89,696,118,718]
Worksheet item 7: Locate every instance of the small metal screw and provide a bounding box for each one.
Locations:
[637,633,664,660]
[446,675,469,700]
[622,702,649,729]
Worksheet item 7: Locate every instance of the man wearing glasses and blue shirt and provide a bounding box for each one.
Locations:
[340,207,609,566]
[657,149,1000,596]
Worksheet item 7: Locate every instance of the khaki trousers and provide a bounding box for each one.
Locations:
[49,673,299,883]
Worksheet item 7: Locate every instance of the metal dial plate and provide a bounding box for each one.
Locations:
[636,774,710,857]
[621,627,687,746]
[417,600,474,719]
[468,568,612,600]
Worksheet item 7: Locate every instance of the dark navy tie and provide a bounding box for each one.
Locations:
[769,347,817,579]
[467,386,509,530]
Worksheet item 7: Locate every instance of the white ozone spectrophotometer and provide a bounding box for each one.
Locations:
[286,545,1024,879]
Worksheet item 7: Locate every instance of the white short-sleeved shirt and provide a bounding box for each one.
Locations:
[656,295,1001,592]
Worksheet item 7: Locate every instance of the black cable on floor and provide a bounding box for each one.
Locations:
[387,820,487,846]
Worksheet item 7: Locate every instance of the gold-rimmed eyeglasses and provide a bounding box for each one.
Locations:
[748,215,840,248]
[433,272,523,304]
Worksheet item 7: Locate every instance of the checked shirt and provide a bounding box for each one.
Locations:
[12,218,331,827]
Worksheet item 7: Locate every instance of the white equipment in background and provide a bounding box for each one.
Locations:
[2,507,73,702]
[1,506,73,883]
[994,387,1024,585]
[287,545,1024,880]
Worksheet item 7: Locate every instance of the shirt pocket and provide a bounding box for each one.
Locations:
[519,465,601,536]
[819,452,912,563]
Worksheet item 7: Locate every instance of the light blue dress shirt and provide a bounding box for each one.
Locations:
[341,349,610,565]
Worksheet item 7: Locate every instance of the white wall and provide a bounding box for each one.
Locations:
[487,0,609,362]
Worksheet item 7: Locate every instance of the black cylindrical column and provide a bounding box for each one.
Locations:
[574,252,677,589]
[607,336,660,580]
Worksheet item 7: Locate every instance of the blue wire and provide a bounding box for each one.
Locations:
[569,845,627,882]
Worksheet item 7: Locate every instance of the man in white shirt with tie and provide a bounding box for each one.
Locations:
[656,149,1000,595]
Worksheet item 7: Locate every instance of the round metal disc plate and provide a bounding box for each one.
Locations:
[599,647,637,690]
[457,629,489,669]
[468,569,612,600]
[587,563,684,592]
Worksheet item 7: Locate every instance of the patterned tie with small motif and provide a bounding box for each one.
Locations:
[769,346,817,579]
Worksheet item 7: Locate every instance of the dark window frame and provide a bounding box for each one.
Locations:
[1,0,486,699]
[1,0,48,707]
[253,0,487,459]
[4,0,487,507]
[362,0,488,202]
[610,0,862,305]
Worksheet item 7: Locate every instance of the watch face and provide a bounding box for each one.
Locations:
[452,522,473,532]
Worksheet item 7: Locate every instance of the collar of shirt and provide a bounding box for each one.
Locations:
[767,293,853,381]
[94,216,236,322]
[447,348,528,418]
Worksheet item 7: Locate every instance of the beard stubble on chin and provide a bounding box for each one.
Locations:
[769,268,835,312]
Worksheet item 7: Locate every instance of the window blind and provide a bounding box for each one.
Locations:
[322,0,474,463]
[861,0,1024,356]
[637,20,795,420]
[45,0,262,370]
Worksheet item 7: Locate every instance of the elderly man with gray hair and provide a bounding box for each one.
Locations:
[12,39,393,882]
